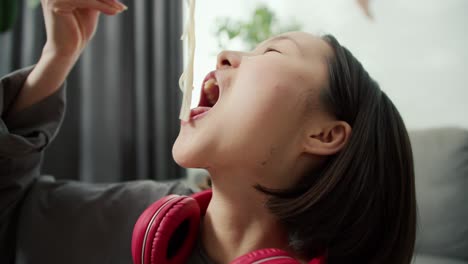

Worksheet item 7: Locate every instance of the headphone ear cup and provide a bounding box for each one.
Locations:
[131,195,201,264]
[230,248,301,264]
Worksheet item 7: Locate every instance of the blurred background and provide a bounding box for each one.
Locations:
[1,0,467,180]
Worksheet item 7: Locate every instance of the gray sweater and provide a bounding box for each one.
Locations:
[0,67,213,264]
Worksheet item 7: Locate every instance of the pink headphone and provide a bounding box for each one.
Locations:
[131,190,325,264]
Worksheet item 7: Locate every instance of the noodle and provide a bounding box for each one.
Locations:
[179,0,196,121]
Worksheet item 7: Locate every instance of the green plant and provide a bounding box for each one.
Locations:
[0,0,41,33]
[28,0,41,8]
[214,5,301,50]
[0,0,18,33]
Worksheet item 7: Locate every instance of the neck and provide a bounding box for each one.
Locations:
[200,169,291,263]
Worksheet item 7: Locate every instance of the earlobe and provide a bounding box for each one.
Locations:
[303,121,352,156]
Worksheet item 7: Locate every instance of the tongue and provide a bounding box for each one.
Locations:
[190,107,211,119]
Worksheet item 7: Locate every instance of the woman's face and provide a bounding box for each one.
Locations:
[173,32,334,184]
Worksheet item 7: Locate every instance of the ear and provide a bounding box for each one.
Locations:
[303,121,352,156]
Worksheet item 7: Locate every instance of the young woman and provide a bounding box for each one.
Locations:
[0,0,416,263]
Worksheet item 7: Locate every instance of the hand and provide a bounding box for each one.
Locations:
[41,0,127,59]
[10,0,127,114]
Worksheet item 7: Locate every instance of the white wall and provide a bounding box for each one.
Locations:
[185,0,468,130]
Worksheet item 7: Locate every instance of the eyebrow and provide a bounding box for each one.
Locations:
[267,35,303,55]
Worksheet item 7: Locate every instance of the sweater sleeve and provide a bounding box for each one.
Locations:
[0,66,66,263]
[15,178,194,264]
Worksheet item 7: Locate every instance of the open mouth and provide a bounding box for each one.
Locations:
[190,71,220,120]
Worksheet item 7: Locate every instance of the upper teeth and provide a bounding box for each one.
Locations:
[204,78,218,105]
[204,78,217,90]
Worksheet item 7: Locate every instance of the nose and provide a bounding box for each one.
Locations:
[216,50,244,70]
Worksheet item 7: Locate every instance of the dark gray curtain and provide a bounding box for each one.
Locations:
[0,0,185,182]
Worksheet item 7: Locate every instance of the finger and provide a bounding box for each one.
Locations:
[99,0,128,11]
[51,1,118,15]
[74,0,126,15]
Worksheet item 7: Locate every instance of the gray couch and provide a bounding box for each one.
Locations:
[411,127,468,263]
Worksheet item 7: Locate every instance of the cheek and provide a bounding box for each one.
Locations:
[229,61,303,127]
[217,63,305,162]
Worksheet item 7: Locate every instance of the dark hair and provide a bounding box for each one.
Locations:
[256,34,417,264]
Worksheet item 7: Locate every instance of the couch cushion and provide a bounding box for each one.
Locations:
[413,254,468,264]
[409,127,468,260]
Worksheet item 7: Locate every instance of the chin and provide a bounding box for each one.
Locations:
[172,134,207,169]
[172,138,192,168]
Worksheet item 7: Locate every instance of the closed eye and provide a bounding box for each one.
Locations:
[264,47,281,54]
